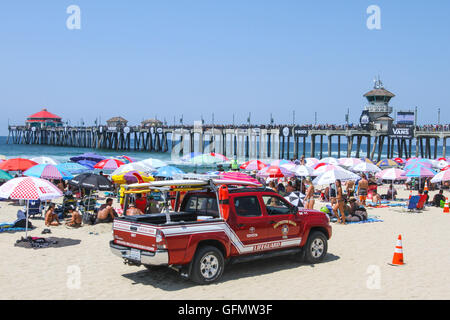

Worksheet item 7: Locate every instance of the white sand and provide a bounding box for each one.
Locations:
[1,187,450,300]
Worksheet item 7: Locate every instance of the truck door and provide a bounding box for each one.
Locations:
[229,195,269,254]
[261,194,303,246]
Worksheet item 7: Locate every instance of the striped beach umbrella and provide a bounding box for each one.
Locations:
[431,170,450,184]
[257,166,294,178]
[94,158,125,170]
[240,160,268,171]
[218,171,260,184]
[376,159,399,168]
[111,162,155,176]
[338,158,363,167]
[375,168,407,180]
[23,164,73,180]
[405,166,436,178]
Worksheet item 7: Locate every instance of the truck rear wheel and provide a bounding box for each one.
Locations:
[304,231,328,264]
[190,245,224,285]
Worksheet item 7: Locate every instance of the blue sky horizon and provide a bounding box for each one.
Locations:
[0,1,449,135]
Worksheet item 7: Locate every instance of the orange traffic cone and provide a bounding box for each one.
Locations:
[408,190,412,199]
[390,235,405,266]
[424,183,429,192]
[444,198,449,213]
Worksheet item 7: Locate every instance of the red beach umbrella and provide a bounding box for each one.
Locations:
[94,159,125,170]
[0,158,38,172]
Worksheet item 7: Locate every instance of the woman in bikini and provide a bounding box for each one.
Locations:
[45,203,60,227]
[332,179,346,224]
[304,178,315,209]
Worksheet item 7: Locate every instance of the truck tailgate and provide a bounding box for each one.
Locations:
[113,219,158,252]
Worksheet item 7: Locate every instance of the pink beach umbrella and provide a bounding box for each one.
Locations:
[375,168,407,181]
[305,158,319,167]
[239,160,268,171]
[431,170,450,184]
[257,166,294,178]
[338,158,363,167]
[218,171,261,184]
[313,164,345,176]
[94,158,125,170]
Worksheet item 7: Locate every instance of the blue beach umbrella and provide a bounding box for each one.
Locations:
[405,166,436,178]
[23,164,74,180]
[77,160,96,170]
[70,152,106,163]
[57,162,92,175]
[155,166,185,178]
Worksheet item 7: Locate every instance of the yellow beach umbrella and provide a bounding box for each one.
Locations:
[111,170,154,185]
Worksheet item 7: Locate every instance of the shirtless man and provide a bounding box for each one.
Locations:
[346,180,355,197]
[358,174,369,206]
[66,206,82,227]
[95,198,117,223]
[126,203,143,216]
[45,203,60,226]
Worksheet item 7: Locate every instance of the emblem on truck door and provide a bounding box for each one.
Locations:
[247,226,258,238]
[281,225,289,239]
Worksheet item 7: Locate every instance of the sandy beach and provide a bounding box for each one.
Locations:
[1,186,449,300]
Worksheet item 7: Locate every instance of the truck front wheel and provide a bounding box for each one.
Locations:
[190,246,224,285]
[304,231,328,264]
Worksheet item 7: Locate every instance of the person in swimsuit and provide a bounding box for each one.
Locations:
[358,174,369,206]
[126,203,143,216]
[95,198,117,223]
[45,203,60,226]
[332,179,346,224]
[65,205,82,227]
[304,178,315,210]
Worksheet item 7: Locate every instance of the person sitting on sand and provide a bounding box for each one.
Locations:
[95,198,117,224]
[386,184,397,200]
[345,198,368,222]
[65,205,82,227]
[126,203,143,216]
[45,203,60,226]
[371,190,382,206]
[432,190,446,207]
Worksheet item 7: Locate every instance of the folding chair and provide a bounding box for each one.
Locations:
[27,200,43,219]
[405,195,420,212]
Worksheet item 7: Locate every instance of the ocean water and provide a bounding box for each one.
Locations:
[0,135,406,169]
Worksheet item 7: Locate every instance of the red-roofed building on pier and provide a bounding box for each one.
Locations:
[26,108,63,128]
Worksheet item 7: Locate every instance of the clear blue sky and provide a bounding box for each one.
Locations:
[0,0,449,135]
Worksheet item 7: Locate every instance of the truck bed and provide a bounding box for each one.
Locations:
[117,211,221,225]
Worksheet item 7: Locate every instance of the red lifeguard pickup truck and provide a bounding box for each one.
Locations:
[110,178,332,284]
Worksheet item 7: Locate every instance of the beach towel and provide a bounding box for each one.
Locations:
[346,217,384,224]
[0,223,31,233]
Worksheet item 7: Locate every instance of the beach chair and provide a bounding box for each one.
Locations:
[416,195,428,211]
[405,195,420,212]
[27,200,43,219]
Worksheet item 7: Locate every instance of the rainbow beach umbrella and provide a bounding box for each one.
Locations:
[376,159,399,169]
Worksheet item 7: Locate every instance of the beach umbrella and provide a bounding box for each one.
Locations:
[405,158,433,168]
[442,165,450,172]
[209,153,230,162]
[139,158,168,168]
[393,157,406,165]
[305,158,319,167]
[313,164,345,176]
[338,158,363,167]
[115,155,136,164]
[435,160,450,170]
[23,164,73,180]
[155,166,185,178]
[257,166,294,178]
[70,152,106,163]
[0,155,6,160]
[57,162,92,175]
[94,158,125,170]
[351,162,381,173]
[240,160,268,171]
[30,156,59,165]
[291,165,314,177]
[188,153,228,165]
[375,168,407,181]
[68,173,114,191]
[431,170,450,184]
[376,159,399,168]
[361,157,376,165]
[270,159,292,167]
[112,170,154,185]
[284,192,305,207]
[405,166,437,178]
[0,170,13,181]
[280,162,297,172]
[77,160,96,170]
[0,158,38,172]
[437,157,448,162]
[312,168,359,186]
[218,171,261,184]
[0,177,63,237]
[318,157,339,166]
[111,162,155,176]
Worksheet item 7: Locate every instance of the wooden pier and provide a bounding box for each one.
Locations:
[6,125,450,161]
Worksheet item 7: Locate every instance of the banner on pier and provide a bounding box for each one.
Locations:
[388,126,413,139]
[293,127,309,137]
